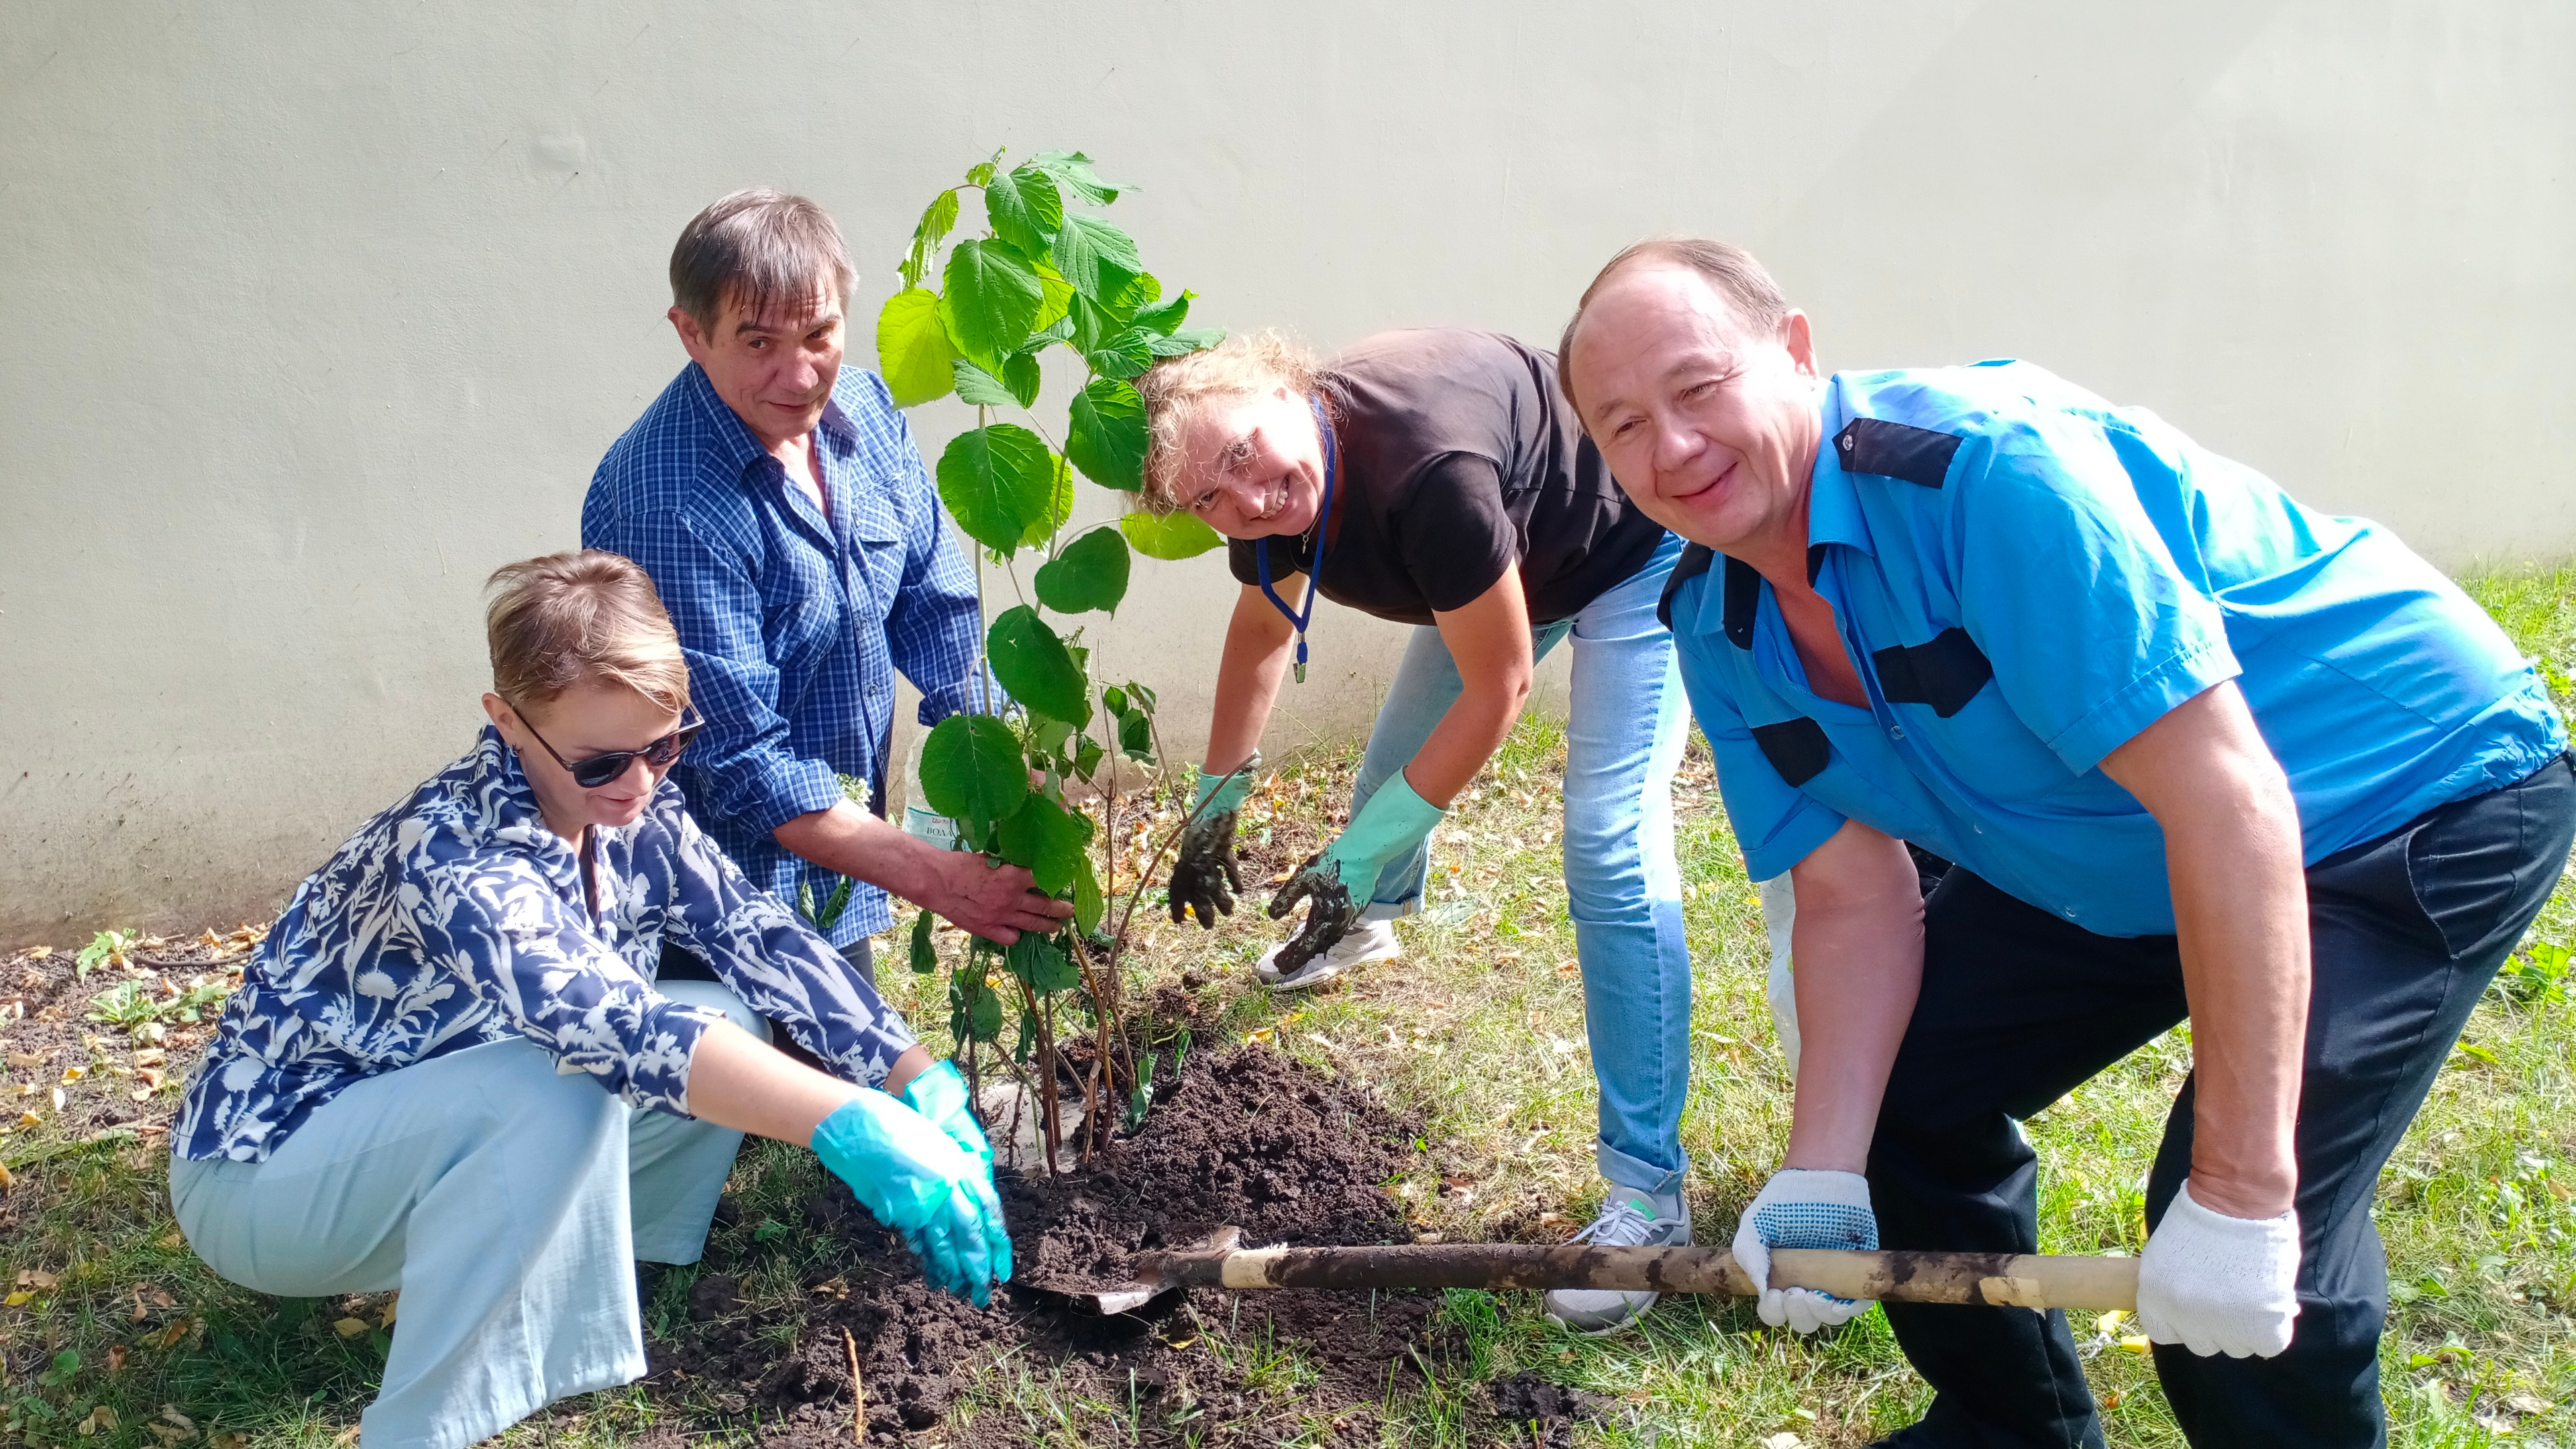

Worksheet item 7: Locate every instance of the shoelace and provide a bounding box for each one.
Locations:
[1568,1197,1661,1248]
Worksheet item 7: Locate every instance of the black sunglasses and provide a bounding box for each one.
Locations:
[517,709,703,789]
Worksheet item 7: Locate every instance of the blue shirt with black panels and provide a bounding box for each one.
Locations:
[1665,360,2565,938]
[584,362,992,945]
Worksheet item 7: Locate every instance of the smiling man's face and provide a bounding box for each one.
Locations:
[670,278,845,453]
[1568,264,1823,559]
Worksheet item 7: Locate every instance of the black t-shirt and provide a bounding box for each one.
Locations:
[1226,329,1668,627]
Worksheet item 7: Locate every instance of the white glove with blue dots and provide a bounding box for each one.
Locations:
[1733,1167,1880,1334]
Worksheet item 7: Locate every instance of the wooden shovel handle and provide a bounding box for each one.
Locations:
[1138,1242,2137,1311]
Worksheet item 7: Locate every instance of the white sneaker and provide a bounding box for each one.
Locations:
[1253,918,1400,991]
[1543,1188,1691,1336]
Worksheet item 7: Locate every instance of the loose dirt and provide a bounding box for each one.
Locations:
[648,1044,1464,1446]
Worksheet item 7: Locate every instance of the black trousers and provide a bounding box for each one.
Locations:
[1870,757,2574,1449]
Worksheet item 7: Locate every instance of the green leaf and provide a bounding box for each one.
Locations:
[1020,451,1073,548]
[1120,508,1228,560]
[918,713,1030,828]
[938,239,1043,372]
[1132,288,1193,336]
[1066,377,1148,491]
[964,148,1003,189]
[1119,708,1152,761]
[1028,149,1124,205]
[987,604,1092,726]
[952,356,1016,407]
[1074,735,1106,777]
[1034,527,1131,614]
[1004,350,1043,409]
[998,792,1094,895]
[910,910,938,973]
[1033,263,1075,335]
[797,878,818,922]
[1073,854,1105,936]
[1008,933,1083,993]
[1085,327,1157,380]
[1052,215,1142,300]
[816,875,853,930]
[900,189,962,289]
[934,423,1057,552]
[985,163,1065,260]
[877,288,957,407]
[1159,325,1228,354]
[965,971,1005,1042]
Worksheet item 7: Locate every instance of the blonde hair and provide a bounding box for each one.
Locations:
[1134,329,1322,511]
[483,551,692,715]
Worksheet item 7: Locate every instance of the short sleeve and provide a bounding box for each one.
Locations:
[1672,633,1849,881]
[1950,415,2241,775]
[1393,454,1515,614]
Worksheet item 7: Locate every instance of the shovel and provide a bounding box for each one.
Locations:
[1036,1226,2139,1317]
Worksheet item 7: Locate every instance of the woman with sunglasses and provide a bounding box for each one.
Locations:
[1136,328,1694,1336]
[170,551,1007,1449]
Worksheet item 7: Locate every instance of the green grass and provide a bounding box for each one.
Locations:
[8,565,2576,1447]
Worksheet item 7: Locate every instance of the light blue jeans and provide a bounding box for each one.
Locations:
[1350,533,1693,1195]
[169,981,766,1449]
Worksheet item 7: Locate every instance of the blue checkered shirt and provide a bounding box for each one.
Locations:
[584,362,989,944]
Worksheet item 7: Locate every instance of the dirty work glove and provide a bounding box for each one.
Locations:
[809,1091,1009,1306]
[1170,755,1258,928]
[2135,1180,2300,1358]
[1733,1168,1878,1334]
[1267,773,1445,975]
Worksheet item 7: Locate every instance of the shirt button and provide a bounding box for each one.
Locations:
[2063,907,2079,918]
[1889,725,1906,740]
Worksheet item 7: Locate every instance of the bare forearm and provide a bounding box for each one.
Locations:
[1403,681,1527,806]
[775,802,944,902]
[2165,767,2308,1218]
[682,1020,933,1144]
[1782,822,1925,1173]
[2099,684,2308,1220]
[1207,586,1296,775]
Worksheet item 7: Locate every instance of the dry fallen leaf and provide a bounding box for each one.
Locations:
[157,1317,196,1350]
[2118,1335,2153,1354]
[2506,1393,2553,1415]
[145,1426,191,1446]
[331,1316,371,1338]
[380,1293,398,1328]
[108,1344,128,1373]
[25,1269,59,1289]
[209,1432,248,1449]
[17,1111,40,1130]
[133,1049,166,1068]
[28,946,51,959]
[0,1161,12,1193]
[3,1290,32,1307]
[159,1407,196,1432]
[331,1425,360,1447]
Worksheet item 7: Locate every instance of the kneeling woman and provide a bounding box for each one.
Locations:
[172,551,1008,1449]
[1140,329,1690,1334]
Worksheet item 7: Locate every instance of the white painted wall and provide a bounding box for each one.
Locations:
[4,1,2570,946]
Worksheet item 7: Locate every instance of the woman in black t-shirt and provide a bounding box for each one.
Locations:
[1136,328,1693,1334]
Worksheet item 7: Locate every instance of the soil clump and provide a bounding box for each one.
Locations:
[648,1044,1458,1446]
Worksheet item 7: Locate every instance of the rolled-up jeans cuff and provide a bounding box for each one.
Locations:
[1596,1138,1686,1197]
[1360,899,1416,924]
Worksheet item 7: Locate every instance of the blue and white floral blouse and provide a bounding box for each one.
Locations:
[176,726,918,1163]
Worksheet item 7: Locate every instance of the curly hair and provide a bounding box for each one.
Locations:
[1134,329,1322,512]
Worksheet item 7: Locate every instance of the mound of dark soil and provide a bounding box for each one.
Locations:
[1487,1370,1605,1448]
[649,1044,1458,1446]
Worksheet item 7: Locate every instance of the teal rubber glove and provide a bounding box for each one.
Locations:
[1267,773,1446,974]
[808,1091,1007,1305]
[898,1060,1014,1282]
[1170,755,1259,928]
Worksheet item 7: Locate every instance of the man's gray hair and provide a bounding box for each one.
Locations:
[669,188,855,333]
[1557,237,1791,415]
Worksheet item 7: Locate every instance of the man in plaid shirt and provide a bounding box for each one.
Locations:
[585,189,1070,979]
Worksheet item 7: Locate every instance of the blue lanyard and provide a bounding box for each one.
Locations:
[1254,395,1338,685]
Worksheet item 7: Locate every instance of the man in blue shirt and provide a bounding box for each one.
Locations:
[586,190,1070,978]
[1559,238,2571,1448]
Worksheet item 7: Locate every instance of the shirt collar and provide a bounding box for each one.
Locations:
[467,724,583,897]
[1709,403,1878,647]
[678,362,776,482]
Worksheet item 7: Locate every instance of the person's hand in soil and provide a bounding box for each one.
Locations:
[809,1089,1011,1305]
[1170,758,1258,928]
[1265,771,1447,973]
[900,1059,997,1175]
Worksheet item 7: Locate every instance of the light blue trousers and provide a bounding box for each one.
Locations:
[168,981,766,1449]
[1350,534,1693,1195]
